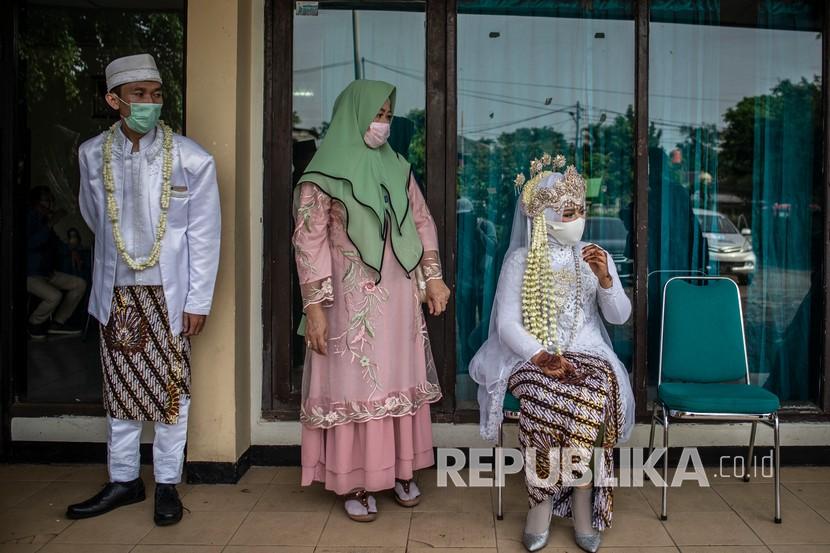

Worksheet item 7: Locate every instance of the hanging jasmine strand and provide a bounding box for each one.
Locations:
[102,121,173,271]
[521,213,583,355]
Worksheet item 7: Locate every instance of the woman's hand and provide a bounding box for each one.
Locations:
[425,279,450,316]
[582,244,613,289]
[305,303,328,355]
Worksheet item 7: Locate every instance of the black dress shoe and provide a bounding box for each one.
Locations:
[66,478,146,519]
[154,483,183,526]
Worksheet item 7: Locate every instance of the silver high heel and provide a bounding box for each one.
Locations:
[522,504,553,552]
[522,529,550,552]
[574,530,602,552]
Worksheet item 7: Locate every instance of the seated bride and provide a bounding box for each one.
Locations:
[470,154,635,552]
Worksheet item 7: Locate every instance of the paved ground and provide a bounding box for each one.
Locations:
[1,463,830,552]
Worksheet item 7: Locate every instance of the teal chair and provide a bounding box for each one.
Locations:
[649,276,781,523]
[495,391,521,520]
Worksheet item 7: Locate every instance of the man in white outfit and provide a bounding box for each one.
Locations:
[66,53,221,526]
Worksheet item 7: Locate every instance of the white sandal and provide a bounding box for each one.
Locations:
[343,489,377,522]
[393,479,421,507]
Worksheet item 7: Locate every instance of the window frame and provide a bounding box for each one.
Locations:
[261,0,830,422]
[262,0,457,418]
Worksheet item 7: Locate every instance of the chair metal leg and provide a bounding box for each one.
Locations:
[661,407,669,521]
[744,421,757,482]
[646,402,658,483]
[497,421,504,521]
[773,413,781,523]
[648,403,658,459]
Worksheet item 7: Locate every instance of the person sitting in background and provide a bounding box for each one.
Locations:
[61,227,91,279]
[26,186,86,339]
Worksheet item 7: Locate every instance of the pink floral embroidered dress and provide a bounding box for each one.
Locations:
[293,174,443,494]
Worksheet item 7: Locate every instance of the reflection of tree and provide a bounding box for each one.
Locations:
[20,8,185,131]
[19,12,83,103]
[651,77,823,232]
[456,106,661,227]
[720,77,821,205]
[581,106,661,212]
[405,108,426,183]
[458,126,568,242]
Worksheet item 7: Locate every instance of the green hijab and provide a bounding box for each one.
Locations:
[299,80,424,282]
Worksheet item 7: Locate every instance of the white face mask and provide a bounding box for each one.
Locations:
[364,122,391,149]
[547,218,585,246]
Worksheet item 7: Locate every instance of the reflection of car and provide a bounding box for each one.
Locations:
[693,208,756,282]
[583,216,633,281]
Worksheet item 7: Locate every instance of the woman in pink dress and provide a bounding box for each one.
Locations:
[292,80,450,522]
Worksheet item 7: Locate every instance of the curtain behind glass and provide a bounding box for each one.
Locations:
[745,1,822,401]
[648,0,823,404]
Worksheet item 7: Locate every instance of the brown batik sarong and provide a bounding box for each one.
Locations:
[507,351,624,531]
[100,286,191,423]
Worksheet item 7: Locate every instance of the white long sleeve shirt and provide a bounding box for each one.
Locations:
[112,126,163,286]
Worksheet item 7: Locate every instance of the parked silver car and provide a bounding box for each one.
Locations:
[693,208,756,282]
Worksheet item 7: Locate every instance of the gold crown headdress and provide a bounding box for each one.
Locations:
[514,153,586,355]
[514,153,586,218]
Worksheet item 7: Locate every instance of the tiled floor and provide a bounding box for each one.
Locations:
[1,463,830,552]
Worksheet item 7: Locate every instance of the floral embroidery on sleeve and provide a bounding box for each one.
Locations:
[292,183,334,309]
[420,250,443,281]
[301,277,334,309]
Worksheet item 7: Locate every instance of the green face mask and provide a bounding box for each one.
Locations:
[115,95,162,134]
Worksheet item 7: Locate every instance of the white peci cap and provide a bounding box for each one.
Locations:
[105,53,162,92]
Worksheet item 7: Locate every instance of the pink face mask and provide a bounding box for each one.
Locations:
[364,122,391,149]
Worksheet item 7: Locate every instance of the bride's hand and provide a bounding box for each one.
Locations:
[582,244,613,289]
[534,352,576,380]
[425,279,450,316]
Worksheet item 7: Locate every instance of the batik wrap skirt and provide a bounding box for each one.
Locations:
[507,351,624,531]
[100,285,191,423]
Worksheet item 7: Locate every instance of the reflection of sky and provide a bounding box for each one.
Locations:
[651,22,821,149]
[294,10,820,151]
[457,15,635,139]
[293,11,426,131]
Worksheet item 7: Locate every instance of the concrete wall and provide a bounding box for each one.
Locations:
[183,0,253,464]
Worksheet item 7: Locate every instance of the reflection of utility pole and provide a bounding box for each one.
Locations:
[352,11,362,80]
[460,110,465,167]
[569,101,582,167]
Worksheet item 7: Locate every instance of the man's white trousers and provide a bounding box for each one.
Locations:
[107,397,190,484]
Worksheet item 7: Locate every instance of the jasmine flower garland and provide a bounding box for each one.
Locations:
[102,121,173,272]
